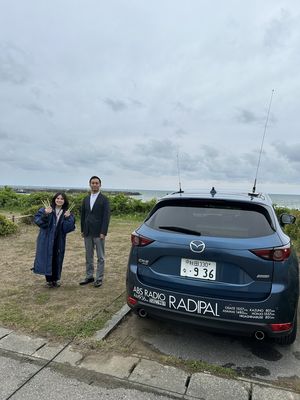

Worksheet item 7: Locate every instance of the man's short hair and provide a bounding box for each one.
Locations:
[89,176,101,184]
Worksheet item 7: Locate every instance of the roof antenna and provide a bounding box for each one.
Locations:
[177,150,184,193]
[251,89,275,195]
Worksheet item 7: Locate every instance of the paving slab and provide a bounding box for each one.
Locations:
[32,342,67,360]
[252,384,300,400]
[54,345,83,366]
[10,366,178,400]
[0,327,13,339]
[0,333,46,355]
[129,358,188,394]
[80,353,140,379]
[94,304,131,340]
[186,372,250,400]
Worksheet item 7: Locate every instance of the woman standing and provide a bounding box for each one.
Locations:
[33,192,75,287]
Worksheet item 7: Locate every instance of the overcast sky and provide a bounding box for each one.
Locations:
[1,1,300,194]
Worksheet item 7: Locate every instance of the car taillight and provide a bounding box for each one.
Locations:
[251,244,291,261]
[131,231,154,247]
[270,322,293,332]
[127,296,137,305]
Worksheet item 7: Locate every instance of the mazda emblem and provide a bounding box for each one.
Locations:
[190,240,205,253]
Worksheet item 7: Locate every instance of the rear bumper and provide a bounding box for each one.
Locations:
[129,300,293,338]
[126,269,298,339]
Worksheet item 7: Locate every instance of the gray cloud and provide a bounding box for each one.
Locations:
[20,103,53,117]
[0,148,52,170]
[103,98,128,112]
[172,101,192,113]
[128,98,145,108]
[174,128,187,137]
[138,139,177,158]
[103,97,146,112]
[263,9,292,50]
[0,129,9,140]
[235,109,264,124]
[273,142,300,164]
[162,119,174,127]
[60,146,112,169]
[0,42,31,85]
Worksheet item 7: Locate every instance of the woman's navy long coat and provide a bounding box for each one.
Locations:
[33,208,75,279]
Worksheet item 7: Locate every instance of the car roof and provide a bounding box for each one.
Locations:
[159,189,273,207]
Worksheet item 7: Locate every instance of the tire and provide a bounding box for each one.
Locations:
[274,314,297,345]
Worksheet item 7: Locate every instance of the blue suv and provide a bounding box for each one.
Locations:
[126,189,299,345]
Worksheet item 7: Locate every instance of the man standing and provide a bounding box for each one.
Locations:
[80,176,110,287]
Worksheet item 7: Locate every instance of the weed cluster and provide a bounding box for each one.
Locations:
[0,214,18,236]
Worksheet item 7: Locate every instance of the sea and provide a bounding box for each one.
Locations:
[128,189,300,210]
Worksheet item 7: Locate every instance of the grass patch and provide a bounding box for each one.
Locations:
[0,303,32,328]
[159,355,237,379]
[34,293,51,305]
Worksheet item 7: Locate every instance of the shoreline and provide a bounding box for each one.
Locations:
[5,186,141,196]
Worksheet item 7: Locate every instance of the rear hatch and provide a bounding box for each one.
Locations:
[134,198,282,301]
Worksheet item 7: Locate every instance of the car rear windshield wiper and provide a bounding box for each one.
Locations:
[159,226,201,236]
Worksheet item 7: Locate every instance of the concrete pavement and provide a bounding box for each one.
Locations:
[0,307,300,400]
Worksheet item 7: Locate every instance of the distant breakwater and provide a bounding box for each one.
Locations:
[8,186,141,196]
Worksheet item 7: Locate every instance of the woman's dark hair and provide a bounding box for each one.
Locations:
[51,192,69,211]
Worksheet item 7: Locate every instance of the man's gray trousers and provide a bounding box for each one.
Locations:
[84,236,105,281]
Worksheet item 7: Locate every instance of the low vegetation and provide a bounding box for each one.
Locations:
[0,214,18,236]
[274,206,300,251]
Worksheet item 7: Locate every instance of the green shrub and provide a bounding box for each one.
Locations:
[0,186,19,208]
[21,206,41,225]
[20,192,54,209]
[108,194,156,216]
[274,206,300,252]
[0,214,18,235]
[67,193,87,218]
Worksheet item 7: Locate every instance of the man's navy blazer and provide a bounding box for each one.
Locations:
[81,192,110,237]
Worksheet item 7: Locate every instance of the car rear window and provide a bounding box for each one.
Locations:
[145,200,275,238]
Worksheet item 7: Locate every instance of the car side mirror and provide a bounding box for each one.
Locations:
[279,213,296,226]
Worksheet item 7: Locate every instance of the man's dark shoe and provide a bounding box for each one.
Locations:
[94,279,102,287]
[53,281,61,287]
[79,277,94,285]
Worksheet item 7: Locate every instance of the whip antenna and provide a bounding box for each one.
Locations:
[252,89,275,194]
[177,150,183,193]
